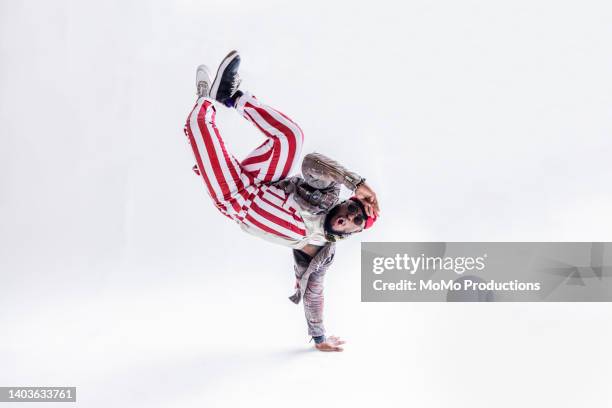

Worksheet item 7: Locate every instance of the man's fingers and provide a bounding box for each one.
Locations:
[316,336,346,352]
[367,196,379,215]
[357,191,381,218]
[317,344,343,352]
[371,198,380,216]
[328,336,346,346]
[368,203,374,217]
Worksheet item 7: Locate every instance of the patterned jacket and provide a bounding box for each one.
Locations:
[274,152,364,338]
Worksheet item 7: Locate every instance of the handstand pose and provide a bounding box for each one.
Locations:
[183,50,380,352]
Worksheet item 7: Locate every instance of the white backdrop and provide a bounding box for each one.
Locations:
[1,0,611,407]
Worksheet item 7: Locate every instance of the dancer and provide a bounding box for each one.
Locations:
[183,51,380,352]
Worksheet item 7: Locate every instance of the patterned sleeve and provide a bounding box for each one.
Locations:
[303,266,326,337]
[303,247,336,337]
[301,152,364,191]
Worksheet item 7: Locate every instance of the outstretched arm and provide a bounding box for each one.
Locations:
[303,266,346,352]
[299,244,346,352]
[303,265,325,338]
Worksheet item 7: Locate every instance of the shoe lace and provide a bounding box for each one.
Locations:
[231,74,242,95]
[197,81,209,97]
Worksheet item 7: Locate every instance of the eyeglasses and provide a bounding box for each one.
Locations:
[347,202,365,227]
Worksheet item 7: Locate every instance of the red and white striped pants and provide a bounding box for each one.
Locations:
[184,92,310,244]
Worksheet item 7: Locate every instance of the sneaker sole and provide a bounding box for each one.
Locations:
[210,50,239,101]
[196,64,212,89]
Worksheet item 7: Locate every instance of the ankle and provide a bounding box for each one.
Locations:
[224,90,244,108]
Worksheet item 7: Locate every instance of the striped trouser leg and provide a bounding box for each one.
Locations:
[231,93,308,242]
[236,92,304,183]
[184,97,255,219]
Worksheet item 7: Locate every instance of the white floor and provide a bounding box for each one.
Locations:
[2,1,612,407]
[3,271,612,407]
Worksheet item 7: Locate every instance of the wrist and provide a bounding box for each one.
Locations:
[355,177,366,190]
[312,335,326,344]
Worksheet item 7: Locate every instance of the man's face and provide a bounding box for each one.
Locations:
[328,200,366,235]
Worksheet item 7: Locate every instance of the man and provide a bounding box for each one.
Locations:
[183,50,380,352]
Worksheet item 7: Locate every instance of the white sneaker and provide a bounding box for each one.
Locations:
[195,64,213,98]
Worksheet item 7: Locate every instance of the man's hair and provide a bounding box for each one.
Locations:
[324,203,344,236]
